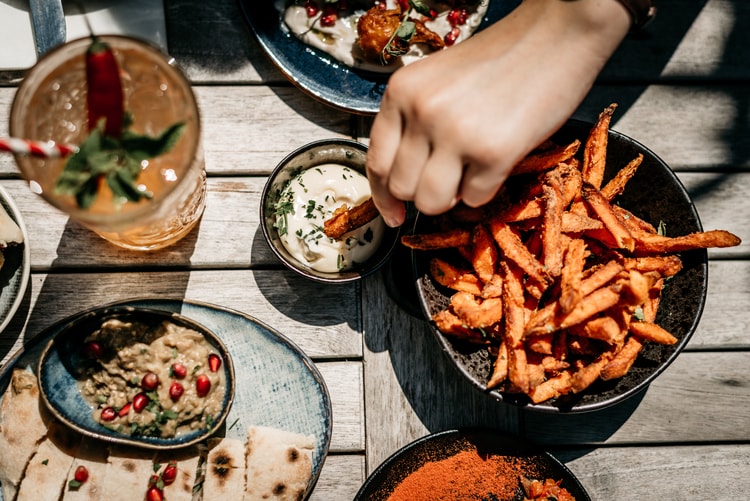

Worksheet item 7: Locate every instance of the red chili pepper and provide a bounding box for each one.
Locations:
[86,37,124,138]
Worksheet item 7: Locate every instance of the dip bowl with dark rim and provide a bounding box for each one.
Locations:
[260,139,400,284]
[38,305,235,450]
[411,119,708,413]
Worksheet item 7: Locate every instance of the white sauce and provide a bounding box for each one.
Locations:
[275,164,385,273]
[280,0,490,73]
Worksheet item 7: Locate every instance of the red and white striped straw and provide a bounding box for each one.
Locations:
[0,137,78,158]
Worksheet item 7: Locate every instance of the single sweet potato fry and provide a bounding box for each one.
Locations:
[542,168,564,277]
[401,228,472,250]
[502,261,531,394]
[489,219,551,293]
[323,197,380,239]
[581,183,635,252]
[470,224,498,283]
[633,229,742,254]
[487,342,509,389]
[629,321,678,345]
[451,291,504,329]
[601,153,643,201]
[429,258,484,296]
[582,103,617,189]
[559,238,587,314]
[511,139,581,176]
[600,336,643,381]
[528,371,572,404]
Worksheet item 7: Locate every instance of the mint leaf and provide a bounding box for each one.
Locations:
[55,121,185,209]
[121,123,186,162]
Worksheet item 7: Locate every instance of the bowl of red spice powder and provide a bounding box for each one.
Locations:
[354,428,590,501]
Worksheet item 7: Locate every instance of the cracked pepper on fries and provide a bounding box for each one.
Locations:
[402,103,741,404]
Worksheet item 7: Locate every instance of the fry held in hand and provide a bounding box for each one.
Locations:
[323,197,380,239]
[403,104,742,405]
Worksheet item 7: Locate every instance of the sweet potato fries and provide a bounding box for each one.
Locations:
[402,104,741,404]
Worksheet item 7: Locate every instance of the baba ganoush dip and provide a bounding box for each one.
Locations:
[274,163,386,272]
[79,318,226,439]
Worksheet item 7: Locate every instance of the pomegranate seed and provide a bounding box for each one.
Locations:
[320,8,337,27]
[208,353,222,373]
[146,486,164,501]
[171,363,187,379]
[83,341,103,359]
[100,407,116,421]
[133,392,149,413]
[169,381,184,401]
[74,465,89,483]
[447,9,468,27]
[195,375,211,397]
[305,0,318,17]
[141,372,159,391]
[428,8,438,19]
[161,461,177,485]
[444,27,461,46]
[375,1,386,10]
[118,403,132,417]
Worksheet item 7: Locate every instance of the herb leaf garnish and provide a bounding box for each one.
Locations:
[55,120,185,209]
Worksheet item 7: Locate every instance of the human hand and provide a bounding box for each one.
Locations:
[366,0,632,227]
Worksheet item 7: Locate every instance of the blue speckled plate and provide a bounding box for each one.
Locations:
[239,1,521,115]
[0,184,30,335]
[37,305,236,450]
[0,298,332,500]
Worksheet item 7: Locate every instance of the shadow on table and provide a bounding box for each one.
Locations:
[18,218,199,344]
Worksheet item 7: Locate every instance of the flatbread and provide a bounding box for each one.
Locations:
[16,420,81,500]
[99,446,156,501]
[0,369,51,501]
[154,446,200,501]
[203,437,246,498]
[62,437,109,501]
[243,425,314,501]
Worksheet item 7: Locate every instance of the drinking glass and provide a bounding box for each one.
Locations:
[10,35,206,251]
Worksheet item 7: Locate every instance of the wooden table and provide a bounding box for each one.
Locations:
[1,1,748,499]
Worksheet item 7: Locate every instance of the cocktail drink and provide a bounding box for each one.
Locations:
[10,36,206,251]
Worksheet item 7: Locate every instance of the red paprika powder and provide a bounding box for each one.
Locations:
[387,448,542,501]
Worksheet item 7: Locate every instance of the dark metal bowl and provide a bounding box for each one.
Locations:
[412,119,708,413]
[261,139,400,284]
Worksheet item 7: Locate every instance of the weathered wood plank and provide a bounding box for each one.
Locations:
[4,173,746,269]
[311,454,365,501]
[556,444,750,501]
[522,351,750,445]
[0,269,362,363]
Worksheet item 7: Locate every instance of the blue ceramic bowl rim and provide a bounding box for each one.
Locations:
[260,138,400,284]
[37,305,236,450]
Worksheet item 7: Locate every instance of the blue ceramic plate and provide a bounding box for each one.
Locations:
[0,184,30,335]
[0,298,332,500]
[355,429,590,500]
[239,1,521,115]
[37,305,236,450]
